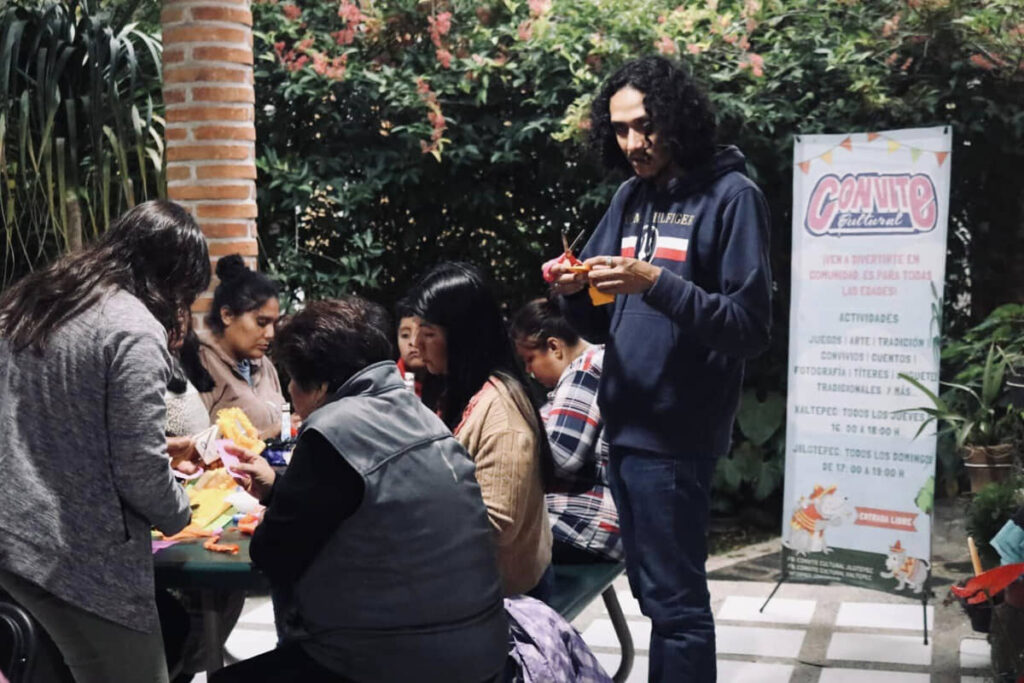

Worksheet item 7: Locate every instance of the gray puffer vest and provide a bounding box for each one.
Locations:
[294,361,509,683]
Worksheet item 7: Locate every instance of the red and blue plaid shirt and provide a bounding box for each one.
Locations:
[543,346,622,561]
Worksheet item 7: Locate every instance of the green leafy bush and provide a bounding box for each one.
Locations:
[250,0,1024,512]
[713,389,785,515]
[0,0,166,286]
[967,475,1024,568]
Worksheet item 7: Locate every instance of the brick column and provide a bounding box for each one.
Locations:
[161,0,258,321]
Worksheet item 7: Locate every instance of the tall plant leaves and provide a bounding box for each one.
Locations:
[0,2,164,286]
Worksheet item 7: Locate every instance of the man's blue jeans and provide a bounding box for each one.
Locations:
[607,447,716,682]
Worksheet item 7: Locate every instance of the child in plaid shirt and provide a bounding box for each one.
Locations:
[511,298,623,563]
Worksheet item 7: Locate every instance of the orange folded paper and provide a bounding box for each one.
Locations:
[203,537,240,555]
[237,513,261,536]
[588,285,615,306]
[565,263,614,305]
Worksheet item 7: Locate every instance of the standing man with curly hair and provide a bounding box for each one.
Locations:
[549,56,772,682]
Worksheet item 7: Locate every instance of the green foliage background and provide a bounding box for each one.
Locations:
[4,0,1024,515]
[0,0,165,287]
[252,0,1024,515]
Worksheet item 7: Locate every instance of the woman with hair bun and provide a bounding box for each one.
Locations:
[198,254,284,438]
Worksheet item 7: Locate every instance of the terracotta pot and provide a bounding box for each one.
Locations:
[962,444,1016,492]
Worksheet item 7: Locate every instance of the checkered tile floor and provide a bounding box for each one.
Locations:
[191,572,993,683]
[574,576,993,683]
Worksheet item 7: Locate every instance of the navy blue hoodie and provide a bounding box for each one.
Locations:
[561,146,771,459]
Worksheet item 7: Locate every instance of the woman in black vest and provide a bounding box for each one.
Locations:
[213,296,508,683]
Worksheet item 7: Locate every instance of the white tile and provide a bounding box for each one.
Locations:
[594,652,648,683]
[717,660,794,683]
[960,677,991,683]
[716,625,806,658]
[582,618,652,650]
[223,626,277,661]
[835,602,934,632]
[617,589,644,617]
[960,637,992,670]
[818,669,930,683]
[237,597,276,626]
[826,632,932,666]
[717,595,816,624]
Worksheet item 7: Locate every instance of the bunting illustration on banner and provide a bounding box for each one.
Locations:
[795,130,951,174]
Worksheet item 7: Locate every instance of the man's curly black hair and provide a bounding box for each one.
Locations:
[589,56,717,173]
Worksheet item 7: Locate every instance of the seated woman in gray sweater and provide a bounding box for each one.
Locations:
[213,297,508,683]
[0,200,210,683]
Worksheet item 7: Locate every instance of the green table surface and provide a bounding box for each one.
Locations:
[153,528,268,592]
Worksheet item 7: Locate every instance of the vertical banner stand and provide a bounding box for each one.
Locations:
[766,126,952,649]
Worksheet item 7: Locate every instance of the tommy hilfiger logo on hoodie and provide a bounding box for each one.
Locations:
[621,227,689,263]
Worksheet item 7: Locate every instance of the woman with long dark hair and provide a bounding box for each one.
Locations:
[198,254,284,437]
[0,200,209,683]
[409,262,554,599]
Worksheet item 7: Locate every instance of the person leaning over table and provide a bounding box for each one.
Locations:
[197,254,284,438]
[0,200,209,683]
[210,296,509,683]
[510,297,623,565]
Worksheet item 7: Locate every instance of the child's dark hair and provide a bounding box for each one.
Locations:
[394,294,417,323]
[205,254,279,334]
[509,296,582,350]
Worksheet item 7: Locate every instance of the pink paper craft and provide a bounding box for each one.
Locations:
[152,539,179,554]
[215,439,244,478]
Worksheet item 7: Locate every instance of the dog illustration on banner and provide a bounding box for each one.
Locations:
[783,484,853,556]
[880,540,930,593]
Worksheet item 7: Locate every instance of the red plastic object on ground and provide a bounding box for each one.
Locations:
[949,562,1024,605]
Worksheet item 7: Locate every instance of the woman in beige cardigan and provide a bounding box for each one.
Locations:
[409,262,554,599]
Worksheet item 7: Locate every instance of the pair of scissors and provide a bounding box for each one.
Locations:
[561,229,586,256]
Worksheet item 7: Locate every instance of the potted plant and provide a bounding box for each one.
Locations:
[900,345,1024,492]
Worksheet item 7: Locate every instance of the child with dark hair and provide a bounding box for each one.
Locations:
[393,295,444,409]
[394,296,425,393]
[510,297,622,564]
[198,254,285,437]
[408,262,554,599]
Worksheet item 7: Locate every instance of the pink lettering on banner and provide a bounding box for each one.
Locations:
[807,176,840,234]
[805,172,938,237]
